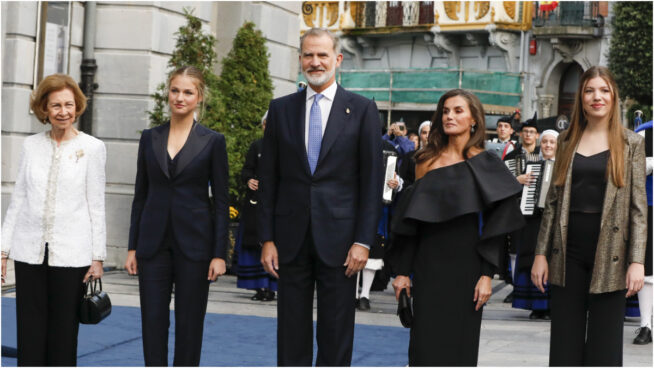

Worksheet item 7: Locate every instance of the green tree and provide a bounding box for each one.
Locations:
[213,22,273,203]
[148,8,222,127]
[608,2,653,105]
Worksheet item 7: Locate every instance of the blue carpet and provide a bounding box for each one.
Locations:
[1,298,408,366]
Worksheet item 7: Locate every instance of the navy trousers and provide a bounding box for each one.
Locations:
[277,230,357,366]
[137,245,210,366]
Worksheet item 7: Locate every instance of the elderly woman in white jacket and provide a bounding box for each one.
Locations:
[1,74,106,366]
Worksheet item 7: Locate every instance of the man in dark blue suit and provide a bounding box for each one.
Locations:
[258,28,383,366]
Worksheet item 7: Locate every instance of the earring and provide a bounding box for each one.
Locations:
[471,124,476,133]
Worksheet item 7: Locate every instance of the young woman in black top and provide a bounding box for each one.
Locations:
[532,66,647,366]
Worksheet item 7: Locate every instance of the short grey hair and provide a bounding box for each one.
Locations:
[300,28,341,54]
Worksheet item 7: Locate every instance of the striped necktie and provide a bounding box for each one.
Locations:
[308,94,323,174]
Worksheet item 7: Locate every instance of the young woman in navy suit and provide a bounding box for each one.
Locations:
[125,66,230,366]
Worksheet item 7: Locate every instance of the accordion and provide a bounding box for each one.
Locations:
[519,160,554,215]
[504,154,526,177]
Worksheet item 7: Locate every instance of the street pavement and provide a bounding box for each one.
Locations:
[1,261,652,366]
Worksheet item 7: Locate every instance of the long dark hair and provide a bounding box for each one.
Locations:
[553,66,624,188]
[415,89,486,164]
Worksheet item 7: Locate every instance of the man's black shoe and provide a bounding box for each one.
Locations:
[633,327,652,345]
[357,297,371,311]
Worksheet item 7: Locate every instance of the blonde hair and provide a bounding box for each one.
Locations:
[30,74,87,124]
[168,66,207,121]
[553,66,625,188]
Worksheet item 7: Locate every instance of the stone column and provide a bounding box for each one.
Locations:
[539,94,555,118]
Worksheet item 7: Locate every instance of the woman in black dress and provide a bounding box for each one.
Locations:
[390,89,524,366]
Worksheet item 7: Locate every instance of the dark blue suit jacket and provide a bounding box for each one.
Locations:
[128,122,230,261]
[258,85,383,267]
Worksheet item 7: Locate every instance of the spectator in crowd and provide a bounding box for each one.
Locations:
[125,66,230,366]
[504,115,540,163]
[491,115,516,144]
[539,129,558,161]
[417,120,430,149]
[634,119,653,345]
[532,66,647,366]
[383,121,415,157]
[511,129,558,320]
[357,140,401,311]
[502,116,541,303]
[1,74,106,366]
[391,89,524,366]
[407,131,419,150]
[398,120,431,188]
[235,111,277,301]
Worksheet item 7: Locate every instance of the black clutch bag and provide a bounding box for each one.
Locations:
[397,288,413,328]
[80,278,112,324]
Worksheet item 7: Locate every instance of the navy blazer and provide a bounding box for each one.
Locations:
[128,122,230,261]
[258,85,383,267]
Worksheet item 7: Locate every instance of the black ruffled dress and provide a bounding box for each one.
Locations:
[389,151,524,366]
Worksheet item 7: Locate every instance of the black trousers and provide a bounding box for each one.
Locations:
[550,212,626,366]
[14,252,88,366]
[137,245,210,366]
[277,230,357,366]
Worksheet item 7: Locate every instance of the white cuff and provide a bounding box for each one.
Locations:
[354,242,370,250]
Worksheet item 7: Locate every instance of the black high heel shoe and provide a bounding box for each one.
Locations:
[251,289,265,301]
[263,289,276,301]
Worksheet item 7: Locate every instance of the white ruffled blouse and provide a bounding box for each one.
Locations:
[2,131,107,267]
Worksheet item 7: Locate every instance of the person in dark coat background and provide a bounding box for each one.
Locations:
[634,119,653,345]
[235,112,278,301]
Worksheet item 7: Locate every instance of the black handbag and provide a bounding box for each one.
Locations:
[397,288,413,328]
[80,278,112,324]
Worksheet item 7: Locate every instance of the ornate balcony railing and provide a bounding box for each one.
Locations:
[533,1,603,28]
[300,1,533,33]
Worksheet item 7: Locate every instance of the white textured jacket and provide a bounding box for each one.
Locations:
[2,131,107,267]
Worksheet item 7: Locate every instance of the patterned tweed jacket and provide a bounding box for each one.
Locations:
[535,128,647,294]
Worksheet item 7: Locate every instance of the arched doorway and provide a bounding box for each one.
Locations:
[558,62,583,119]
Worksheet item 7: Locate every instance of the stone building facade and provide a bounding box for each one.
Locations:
[300,1,612,131]
[1,1,300,266]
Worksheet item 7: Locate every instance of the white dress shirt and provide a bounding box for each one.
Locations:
[304,81,337,150]
[1,131,107,267]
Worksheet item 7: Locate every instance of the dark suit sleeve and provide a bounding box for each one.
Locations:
[210,134,230,259]
[241,140,259,185]
[128,131,149,251]
[258,101,278,244]
[355,100,384,246]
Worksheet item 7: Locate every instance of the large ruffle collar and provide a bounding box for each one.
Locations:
[393,151,523,233]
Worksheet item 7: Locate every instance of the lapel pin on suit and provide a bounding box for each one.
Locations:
[346,107,351,114]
